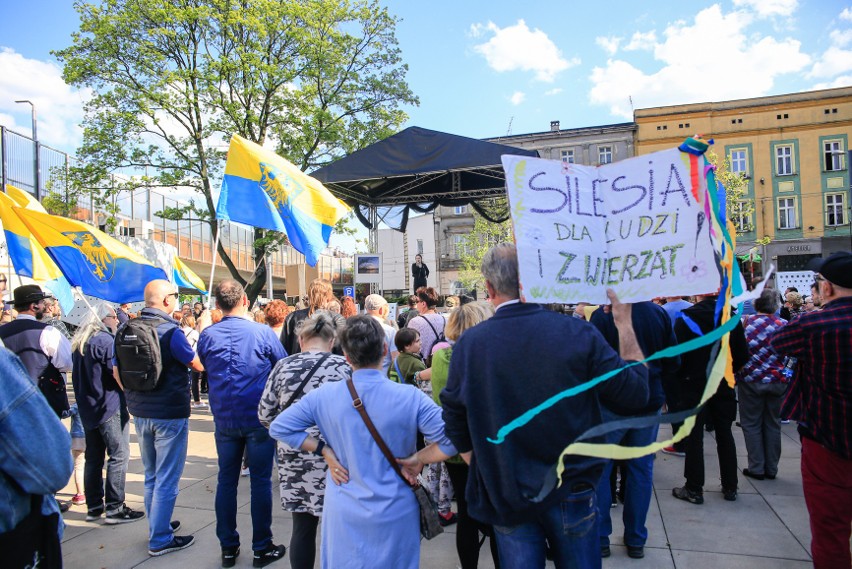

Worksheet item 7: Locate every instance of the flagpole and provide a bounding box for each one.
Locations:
[207,219,221,310]
[76,287,109,332]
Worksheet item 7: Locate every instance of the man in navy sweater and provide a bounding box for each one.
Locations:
[441,243,650,569]
[590,302,680,559]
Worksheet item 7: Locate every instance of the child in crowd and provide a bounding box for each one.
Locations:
[67,403,86,505]
[388,328,431,386]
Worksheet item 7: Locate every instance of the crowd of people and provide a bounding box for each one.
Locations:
[0,247,849,569]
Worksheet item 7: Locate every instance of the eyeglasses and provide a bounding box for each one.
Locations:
[165,292,179,301]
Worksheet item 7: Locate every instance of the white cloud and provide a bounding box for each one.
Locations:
[510,91,526,105]
[733,0,798,17]
[589,5,810,118]
[0,48,89,150]
[829,28,852,48]
[812,75,852,90]
[624,31,657,51]
[544,88,563,96]
[472,20,578,82]
[808,46,852,78]
[838,7,852,21]
[595,36,621,56]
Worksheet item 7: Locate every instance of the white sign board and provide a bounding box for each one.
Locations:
[502,148,720,305]
[776,271,815,297]
[354,253,382,285]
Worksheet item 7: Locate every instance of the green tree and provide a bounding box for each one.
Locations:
[54,0,416,301]
[708,150,769,245]
[455,208,512,296]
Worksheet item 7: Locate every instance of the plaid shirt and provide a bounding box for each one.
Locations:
[771,296,852,459]
[737,314,788,384]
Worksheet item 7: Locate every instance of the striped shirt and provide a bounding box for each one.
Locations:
[738,314,788,384]
[771,296,852,460]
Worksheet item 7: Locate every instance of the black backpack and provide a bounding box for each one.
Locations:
[115,316,169,391]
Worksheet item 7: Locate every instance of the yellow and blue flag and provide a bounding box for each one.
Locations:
[0,189,75,312]
[14,207,167,303]
[173,256,207,294]
[6,184,48,212]
[216,135,350,267]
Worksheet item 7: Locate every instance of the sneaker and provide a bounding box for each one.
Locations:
[780,419,791,424]
[627,545,645,559]
[253,544,286,567]
[170,520,181,533]
[601,545,611,558]
[610,499,618,508]
[192,402,208,410]
[105,504,145,524]
[661,446,686,457]
[71,494,86,505]
[438,511,457,527]
[723,488,738,501]
[672,486,704,504]
[222,546,240,568]
[86,509,104,522]
[241,467,250,477]
[149,535,195,557]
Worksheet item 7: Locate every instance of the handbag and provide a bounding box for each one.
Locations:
[344,378,443,540]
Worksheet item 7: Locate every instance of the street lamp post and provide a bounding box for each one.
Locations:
[14,100,39,199]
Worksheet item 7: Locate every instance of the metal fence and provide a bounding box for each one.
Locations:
[0,125,353,283]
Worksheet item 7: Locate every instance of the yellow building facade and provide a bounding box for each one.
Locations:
[635,87,852,277]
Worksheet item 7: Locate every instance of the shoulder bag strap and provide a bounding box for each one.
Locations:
[282,353,331,411]
[345,378,413,488]
[393,357,405,384]
[417,315,441,338]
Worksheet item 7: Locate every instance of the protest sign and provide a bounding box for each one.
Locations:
[502,147,721,304]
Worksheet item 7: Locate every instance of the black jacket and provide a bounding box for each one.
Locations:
[674,297,749,405]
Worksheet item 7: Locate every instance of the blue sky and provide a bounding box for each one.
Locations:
[1,0,851,152]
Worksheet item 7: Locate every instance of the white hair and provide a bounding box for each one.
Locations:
[71,302,116,354]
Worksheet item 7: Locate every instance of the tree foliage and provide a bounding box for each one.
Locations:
[707,150,770,246]
[455,205,512,295]
[54,0,417,301]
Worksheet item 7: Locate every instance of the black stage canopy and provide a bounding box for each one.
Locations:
[311,126,539,231]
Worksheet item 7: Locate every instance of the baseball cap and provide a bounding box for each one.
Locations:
[806,252,852,288]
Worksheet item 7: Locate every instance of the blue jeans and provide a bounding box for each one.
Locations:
[134,417,189,549]
[595,411,660,548]
[84,408,130,514]
[214,424,275,551]
[494,486,599,569]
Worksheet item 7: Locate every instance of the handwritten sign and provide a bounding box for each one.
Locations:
[502,147,720,305]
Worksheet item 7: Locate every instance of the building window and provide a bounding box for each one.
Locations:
[824,140,845,171]
[775,145,793,176]
[561,149,575,164]
[416,239,423,255]
[453,205,467,215]
[729,149,748,176]
[777,198,798,229]
[452,234,471,258]
[598,146,613,164]
[826,193,846,226]
[732,200,753,233]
